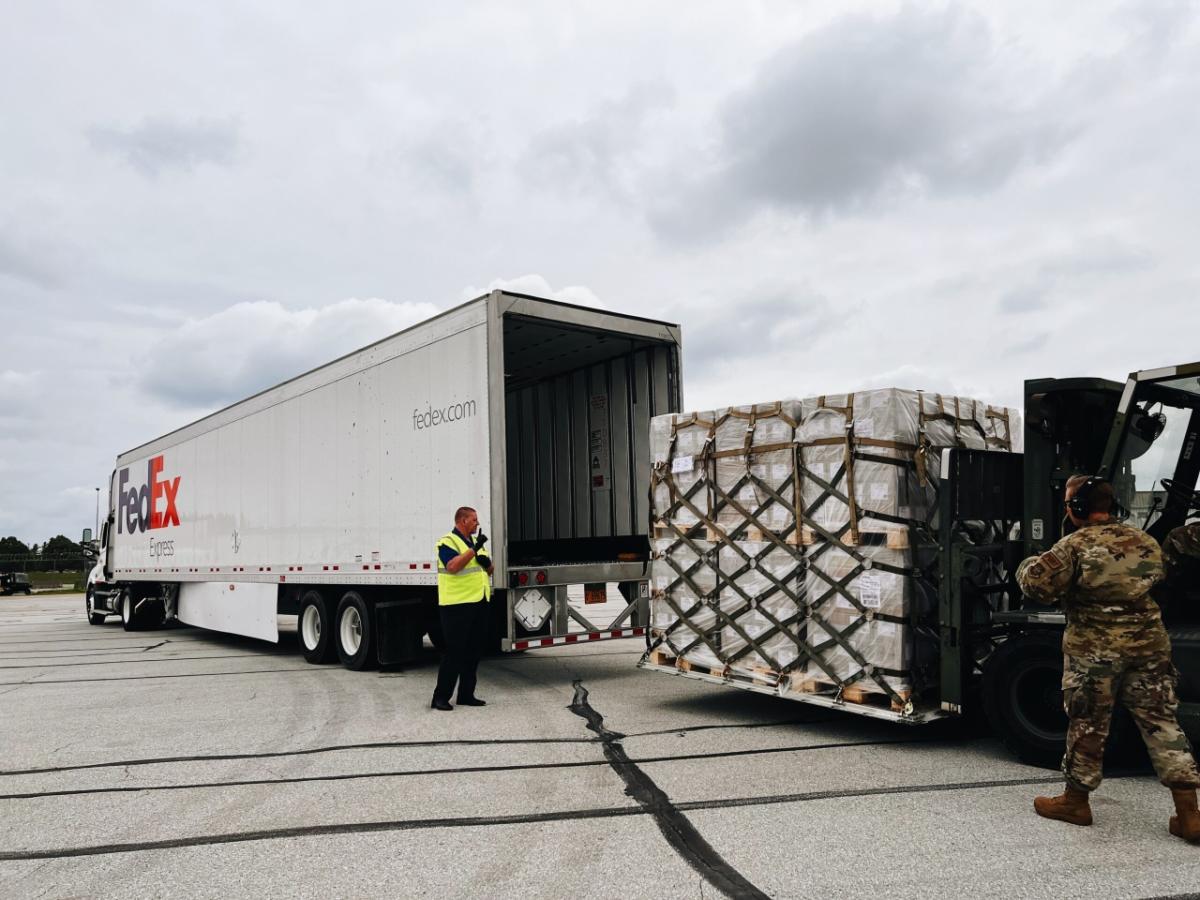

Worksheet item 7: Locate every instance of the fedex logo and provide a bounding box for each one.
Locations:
[118,455,181,534]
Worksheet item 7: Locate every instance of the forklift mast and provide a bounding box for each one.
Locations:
[1021,376,1123,557]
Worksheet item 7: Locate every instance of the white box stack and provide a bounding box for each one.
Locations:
[645,389,1020,719]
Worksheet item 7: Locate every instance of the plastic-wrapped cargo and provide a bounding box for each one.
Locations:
[642,389,1021,722]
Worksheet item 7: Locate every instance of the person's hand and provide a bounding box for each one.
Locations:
[473,530,488,551]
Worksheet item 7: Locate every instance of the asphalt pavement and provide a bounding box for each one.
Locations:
[2,595,1199,899]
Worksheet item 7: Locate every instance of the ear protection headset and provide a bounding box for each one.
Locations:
[1067,477,1103,518]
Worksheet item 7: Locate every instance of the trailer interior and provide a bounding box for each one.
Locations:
[502,311,680,566]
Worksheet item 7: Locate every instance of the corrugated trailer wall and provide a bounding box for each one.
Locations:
[506,344,674,541]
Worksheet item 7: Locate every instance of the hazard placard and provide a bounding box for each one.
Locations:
[584,582,607,605]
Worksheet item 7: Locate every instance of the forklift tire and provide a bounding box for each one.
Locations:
[335,591,376,671]
[86,589,106,626]
[298,591,337,664]
[982,632,1067,769]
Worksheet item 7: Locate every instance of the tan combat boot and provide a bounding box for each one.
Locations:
[1034,785,1093,826]
[1169,788,1200,844]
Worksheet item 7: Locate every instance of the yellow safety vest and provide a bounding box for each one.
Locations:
[436,531,491,606]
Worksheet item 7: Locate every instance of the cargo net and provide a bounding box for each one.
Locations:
[643,390,1018,718]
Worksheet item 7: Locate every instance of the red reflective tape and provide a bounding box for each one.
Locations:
[565,635,578,643]
[423,563,431,569]
[333,565,339,571]
[297,567,303,572]
[409,564,417,569]
[633,627,645,636]
[515,641,528,650]
[323,566,329,571]
[374,564,381,570]
[589,632,601,640]
[539,638,554,647]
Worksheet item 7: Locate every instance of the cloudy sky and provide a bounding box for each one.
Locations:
[2,1,1198,543]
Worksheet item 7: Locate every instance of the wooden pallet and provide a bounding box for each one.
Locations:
[653,524,726,542]
[800,526,909,550]
[646,648,677,668]
[791,678,912,713]
[653,524,802,545]
[727,526,803,545]
[647,651,731,681]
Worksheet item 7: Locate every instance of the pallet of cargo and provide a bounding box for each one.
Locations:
[642,389,1020,724]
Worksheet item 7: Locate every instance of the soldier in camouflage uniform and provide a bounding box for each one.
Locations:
[1016,475,1200,842]
[1163,522,1200,589]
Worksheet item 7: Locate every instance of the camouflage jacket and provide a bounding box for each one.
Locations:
[1016,519,1169,657]
[1163,522,1200,586]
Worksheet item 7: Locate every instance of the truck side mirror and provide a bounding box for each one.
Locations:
[82,528,93,544]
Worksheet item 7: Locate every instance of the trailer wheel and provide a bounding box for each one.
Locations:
[335,591,376,670]
[120,591,138,632]
[982,632,1066,769]
[85,589,106,626]
[298,591,337,664]
[425,613,445,651]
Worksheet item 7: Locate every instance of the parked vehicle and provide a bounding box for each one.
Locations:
[0,572,32,595]
[86,291,682,666]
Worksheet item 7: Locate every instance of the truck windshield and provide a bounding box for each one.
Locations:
[1118,374,1200,529]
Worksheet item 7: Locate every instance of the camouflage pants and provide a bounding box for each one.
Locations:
[1062,653,1200,791]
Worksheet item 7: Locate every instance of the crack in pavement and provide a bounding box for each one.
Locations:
[567,679,769,900]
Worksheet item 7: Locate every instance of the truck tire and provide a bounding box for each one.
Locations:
[298,591,337,664]
[335,591,376,670]
[120,591,138,632]
[982,632,1066,769]
[85,589,106,626]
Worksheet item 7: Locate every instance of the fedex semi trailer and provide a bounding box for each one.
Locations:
[85,291,682,669]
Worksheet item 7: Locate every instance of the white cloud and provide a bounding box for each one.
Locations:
[0,370,39,423]
[137,297,440,408]
[463,275,606,309]
[649,6,1079,241]
[87,116,240,177]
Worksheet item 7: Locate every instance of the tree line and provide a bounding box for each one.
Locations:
[0,535,89,573]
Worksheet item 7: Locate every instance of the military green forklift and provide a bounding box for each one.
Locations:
[942,362,1200,767]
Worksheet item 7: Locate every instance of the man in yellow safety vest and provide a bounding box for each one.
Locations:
[432,506,493,711]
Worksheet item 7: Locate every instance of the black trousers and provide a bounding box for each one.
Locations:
[434,598,490,703]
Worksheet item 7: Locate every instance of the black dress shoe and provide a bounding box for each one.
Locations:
[431,698,453,711]
[456,697,486,706]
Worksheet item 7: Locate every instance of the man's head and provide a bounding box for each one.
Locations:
[1064,475,1114,526]
[455,506,479,534]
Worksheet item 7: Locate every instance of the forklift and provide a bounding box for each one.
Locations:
[940,362,1200,767]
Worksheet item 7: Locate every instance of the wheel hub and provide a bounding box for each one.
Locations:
[301,605,321,650]
[340,607,362,656]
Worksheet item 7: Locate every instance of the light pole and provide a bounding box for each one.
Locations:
[94,487,100,539]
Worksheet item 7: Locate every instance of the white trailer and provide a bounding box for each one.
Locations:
[85,291,682,668]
